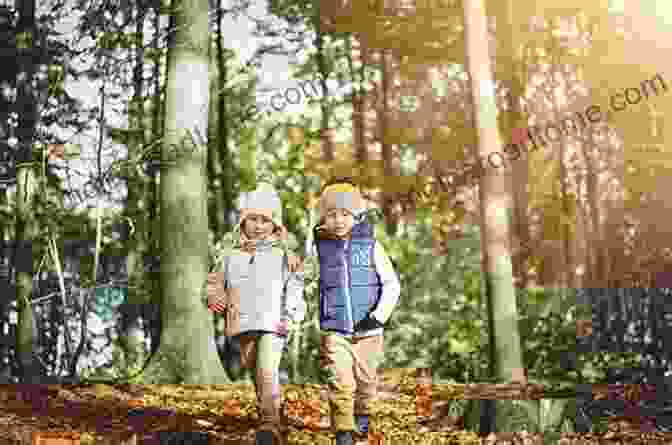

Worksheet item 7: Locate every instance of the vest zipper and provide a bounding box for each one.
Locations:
[345,237,353,332]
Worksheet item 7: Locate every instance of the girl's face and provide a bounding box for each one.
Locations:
[243,214,275,240]
[324,208,355,237]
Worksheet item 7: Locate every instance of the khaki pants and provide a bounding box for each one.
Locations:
[319,332,384,432]
[238,331,286,432]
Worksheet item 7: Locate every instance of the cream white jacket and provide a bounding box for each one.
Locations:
[223,244,306,334]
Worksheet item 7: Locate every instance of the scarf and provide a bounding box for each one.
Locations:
[237,224,288,255]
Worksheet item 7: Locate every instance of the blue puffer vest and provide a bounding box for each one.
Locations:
[315,215,383,334]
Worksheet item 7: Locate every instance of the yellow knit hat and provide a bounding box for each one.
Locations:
[319,182,364,217]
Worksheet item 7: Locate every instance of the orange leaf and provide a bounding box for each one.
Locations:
[221,399,241,416]
[368,432,384,445]
[32,432,81,445]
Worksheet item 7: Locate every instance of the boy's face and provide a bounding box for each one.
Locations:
[324,208,355,237]
[242,214,275,240]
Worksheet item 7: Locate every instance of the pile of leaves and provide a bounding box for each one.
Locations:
[0,370,480,445]
[1,375,672,444]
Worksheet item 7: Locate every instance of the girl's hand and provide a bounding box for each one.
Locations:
[287,254,303,273]
[206,272,226,311]
[276,319,289,336]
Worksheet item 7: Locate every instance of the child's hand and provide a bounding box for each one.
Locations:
[275,319,289,336]
[354,314,384,332]
[287,254,303,273]
[206,272,226,311]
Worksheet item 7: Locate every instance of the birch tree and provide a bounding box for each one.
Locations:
[462,0,526,432]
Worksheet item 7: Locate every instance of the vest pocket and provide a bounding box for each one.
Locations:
[352,301,370,324]
[323,288,348,319]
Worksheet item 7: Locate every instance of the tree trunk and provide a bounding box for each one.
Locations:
[207,45,220,233]
[121,4,149,373]
[548,55,574,290]
[582,131,604,288]
[0,15,13,249]
[349,35,368,164]
[462,0,526,433]
[210,0,230,234]
[559,136,573,288]
[145,0,229,384]
[499,0,530,289]
[378,49,398,236]
[314,2,334,162]
[144,5,163,357]
[14,0,41,383]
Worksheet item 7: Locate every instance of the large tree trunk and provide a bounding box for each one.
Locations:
[463,0,526,433]
[144,0,229,384]
[14,0,41,384]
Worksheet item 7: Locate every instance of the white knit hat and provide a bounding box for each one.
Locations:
[237,182,283,229]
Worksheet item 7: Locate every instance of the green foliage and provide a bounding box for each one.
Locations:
[377,219,486,381]
[493,398,575,437]
[208,231,236,273]
[257,127,309,250]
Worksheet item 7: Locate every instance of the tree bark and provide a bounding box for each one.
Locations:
[14,0,41,383]
[548,54,574,290]
[121,4,149,373]
[378,49,398,236]
[582,131,604,288]
[212,0,230,234]
[462,0,526,432]
[314,1,334,162]
[145,0,229,383]
[499,0,530,290]
[144,5,163,357]
[349,36,368,164]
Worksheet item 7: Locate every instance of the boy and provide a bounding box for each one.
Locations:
[312,179,401,445]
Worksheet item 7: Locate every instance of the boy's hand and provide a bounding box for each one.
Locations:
[287,254,303,273]
[354,314,384,332]
[206,272,226,311]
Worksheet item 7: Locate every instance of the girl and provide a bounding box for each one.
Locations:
[207,182,305,445]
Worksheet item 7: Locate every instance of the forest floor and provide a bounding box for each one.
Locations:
[0,369,669,444]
